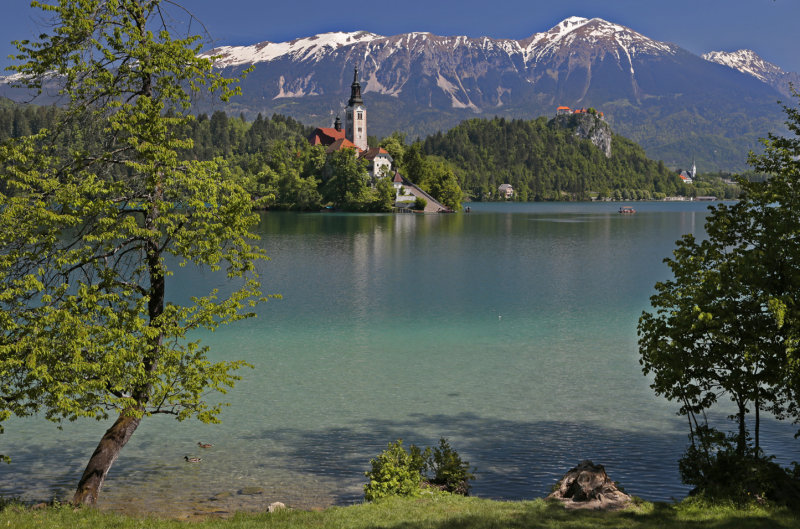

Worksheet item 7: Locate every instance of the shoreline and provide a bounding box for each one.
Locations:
[3,494,798,528]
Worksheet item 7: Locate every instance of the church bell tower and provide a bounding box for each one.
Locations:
[345,67,367,151]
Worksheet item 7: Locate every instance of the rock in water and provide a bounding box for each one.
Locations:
[547,460,631,510]
[238,487,264,495]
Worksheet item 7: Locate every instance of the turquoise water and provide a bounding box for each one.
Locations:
[1,201,797,515]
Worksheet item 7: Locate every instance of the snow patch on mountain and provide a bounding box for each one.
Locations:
[436,73,478,110]
[522,16,675,64]
[201,16,677,72]
[203,31,382,68]
[364,68,402,97]
[702,49,784,82]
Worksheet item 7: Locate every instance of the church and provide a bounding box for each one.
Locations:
[307,67,451,212]
[308,67,392,179]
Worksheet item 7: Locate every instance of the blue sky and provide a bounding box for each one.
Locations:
[2,0,799,73]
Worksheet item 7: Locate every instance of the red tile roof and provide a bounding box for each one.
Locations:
[325,138,359,154]
[308,127,346,146]
[360,147,392,161]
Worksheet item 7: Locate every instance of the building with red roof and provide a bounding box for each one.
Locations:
[556,106,605,120]
[361,147,393,178]
[308,115,347,147]
[324,137,359,154]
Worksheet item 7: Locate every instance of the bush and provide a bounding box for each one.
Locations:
[413,196,427,210]
[679,435,800,507]
[427,438,475,495]
[364,438,474,501]
[364,440,427,501]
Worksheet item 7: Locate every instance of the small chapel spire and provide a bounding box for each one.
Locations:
[334,115,342,131]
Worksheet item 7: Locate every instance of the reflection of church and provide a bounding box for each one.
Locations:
[308,67,392,179]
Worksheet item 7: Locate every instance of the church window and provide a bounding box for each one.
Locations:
[357,111,363,120]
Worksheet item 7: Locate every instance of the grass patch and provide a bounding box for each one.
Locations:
[1,495,798,529]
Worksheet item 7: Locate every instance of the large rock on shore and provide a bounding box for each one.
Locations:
[547,460,632,510]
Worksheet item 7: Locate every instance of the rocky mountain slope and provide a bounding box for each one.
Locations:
[703,49,800,98]
[2,17,793,172]
[196,17,789,171]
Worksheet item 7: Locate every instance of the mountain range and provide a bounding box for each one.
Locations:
[198,16,797,172]
[4,17,796,172]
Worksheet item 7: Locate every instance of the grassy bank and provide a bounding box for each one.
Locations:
[2,495,798,529]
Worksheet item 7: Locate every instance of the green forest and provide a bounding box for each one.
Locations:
[0,97,740,209]
[421,115,740,201]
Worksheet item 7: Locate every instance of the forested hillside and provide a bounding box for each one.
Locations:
[2,98,737,205]
[422,116,691,201]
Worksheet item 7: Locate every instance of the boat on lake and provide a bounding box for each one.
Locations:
[618,206,636,214]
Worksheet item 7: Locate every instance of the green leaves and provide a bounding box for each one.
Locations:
[364,438,475,501]
[0,1,266,474]
[638,89,800,489]
[364,440,426,501]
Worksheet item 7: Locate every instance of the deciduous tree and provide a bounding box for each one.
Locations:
[638,89,800,498]
[0,0,267,505]
[322,148,368,208]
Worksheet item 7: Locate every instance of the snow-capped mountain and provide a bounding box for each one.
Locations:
[521,16,676,64]
[208,31,382,69]
[2,17,791,171]
[703,49,799,97]
[703,49,783,83]
[202,16,686,107]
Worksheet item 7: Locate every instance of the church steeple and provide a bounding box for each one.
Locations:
[348,67,363,106]
[345,66,367,150]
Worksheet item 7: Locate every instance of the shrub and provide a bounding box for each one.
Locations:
[427,437,475,495]
[679,433,800,507]
[364,438,475,501]
[413,196,427,210]
[364,440,427,501]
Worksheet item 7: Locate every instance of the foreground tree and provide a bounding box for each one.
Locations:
[638,89,800,501]
[0,0,267,505]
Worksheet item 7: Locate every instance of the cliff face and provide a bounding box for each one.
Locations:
[551,113,613,157]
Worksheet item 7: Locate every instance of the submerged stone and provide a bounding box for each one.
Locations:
[238,487,264,495]
[210,491,233,501]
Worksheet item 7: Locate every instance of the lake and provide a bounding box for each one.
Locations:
[1,201,797,516]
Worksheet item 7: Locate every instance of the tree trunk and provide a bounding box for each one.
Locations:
[71,412,141,506]
[737,401,747,457]
[755,392,760,457]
